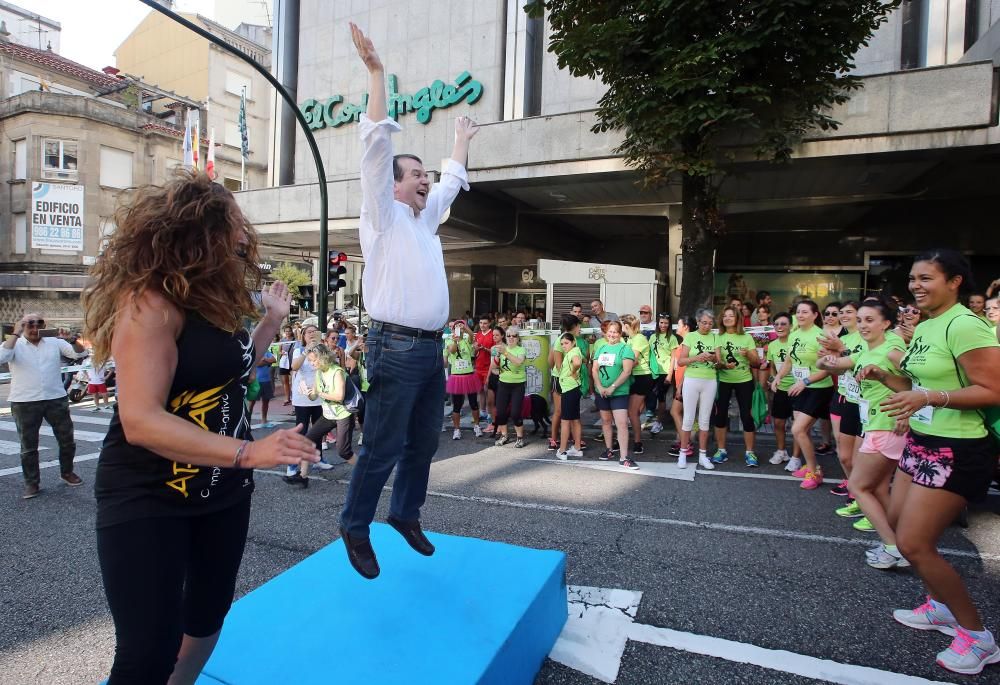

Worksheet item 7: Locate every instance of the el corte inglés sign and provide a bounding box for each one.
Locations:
[300,72,483,130]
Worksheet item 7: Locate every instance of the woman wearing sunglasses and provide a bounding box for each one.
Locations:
[493,327,527,448]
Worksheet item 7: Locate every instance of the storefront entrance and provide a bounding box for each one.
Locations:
[500,289,546,315]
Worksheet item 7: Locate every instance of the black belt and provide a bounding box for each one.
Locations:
[371,320,442,340]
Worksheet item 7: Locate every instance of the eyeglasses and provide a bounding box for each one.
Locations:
[24,319,44,327]
[639,310,651,314]
[900,306,919,315]
[823,311,839,317]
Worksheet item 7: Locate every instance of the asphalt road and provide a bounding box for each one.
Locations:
[2,391,1000,685]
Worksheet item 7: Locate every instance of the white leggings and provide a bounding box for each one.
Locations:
[682,377,718,432]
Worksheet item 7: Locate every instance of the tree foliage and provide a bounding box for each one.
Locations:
[271,262,312,298]
[525,0,901,310]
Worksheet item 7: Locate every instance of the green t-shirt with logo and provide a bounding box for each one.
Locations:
[852,337,906,432]
[594,341,635,397]
[716,332,755,384]
[315,366,351,421]
[651,333,676,376]
[787,326,833,389]
[629,333,652,377]
[836,330,866,400]
[767,338,795,391]
[498,345,527,384]
[899,304,1000,438]
[269,342,281,368]
[559,346,584,393]
[357,352,370,392]
[681,331,718,380]
[447,338,476,376]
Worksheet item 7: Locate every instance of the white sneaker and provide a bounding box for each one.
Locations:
[452,428,461,440]
[556,450,569,461]
[566,447,584,458]
[893,597,959,636]
[769,449,788,465]
[313,460,334,471]
[866,544,910,569]
[937,628,1000,675]
[473,424,483,438]
[650,420,663,435]
[698,454,715,470]
[677,451,688,469]
[785,456,802,473]
[91,406,101,412]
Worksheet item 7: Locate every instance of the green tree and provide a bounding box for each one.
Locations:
[271,262,312,298]
[525,0,900,313]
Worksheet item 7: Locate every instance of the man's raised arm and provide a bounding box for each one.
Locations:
[351,23,385,122]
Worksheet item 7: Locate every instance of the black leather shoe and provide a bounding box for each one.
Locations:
[387,516,435,556]
[339,527,380,579]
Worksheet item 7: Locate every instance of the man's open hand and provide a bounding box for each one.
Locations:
[350,22,382,73]
[455,116,480,142]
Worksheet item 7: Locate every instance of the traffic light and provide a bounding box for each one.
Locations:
[297,284,314,312]
[327,250,347,294]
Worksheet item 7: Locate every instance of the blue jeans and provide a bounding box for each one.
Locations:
[340,325,445,538]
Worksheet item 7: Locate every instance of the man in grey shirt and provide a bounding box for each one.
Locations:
[590,299,619,327]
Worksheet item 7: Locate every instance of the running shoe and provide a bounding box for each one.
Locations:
[91,406,102,412]
[556,450,569,461]
[866,544,910,569]
[936,628,1000,675]
[785,456,802,473]
[744,451,758,467]
[800,471,823,490]
[579,439,588,450]
[792,465,811,478]
[711,449,729,464]
[473,425,483,438]
[495,434,510,447]
[514,438,526,448]
[452,429,461,441]
[547,438,558,451]
[566,446,584,458]
[313,460,334,472]
[893,597,959,636]
[633,442,644,455]
[698,453,715,470]
[836,500,864,518]
[853,516,875,532]
[485,423,495,434]
[816,442,833,455]
[667,442,682,457]
[830,479,850,497]
[620,458,640,470]
[650,420,664,435]
[769,449,789,465]
[599,449,614,461]
[677,450,688,469]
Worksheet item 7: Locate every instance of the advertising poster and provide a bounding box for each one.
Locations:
[520,333,551,399]
[715,271,863,313]
[31,183,84,251]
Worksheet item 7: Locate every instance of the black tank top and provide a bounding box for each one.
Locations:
[95,314,255,529]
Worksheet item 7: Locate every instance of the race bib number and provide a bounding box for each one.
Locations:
[452,359,472,372]
[792,366,810,383]
[911,384,934,425]
[842,373,861,403]
[858,398,870,427]
[597,352,617,367]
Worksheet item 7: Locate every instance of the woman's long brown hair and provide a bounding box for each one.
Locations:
[82,171,263,363]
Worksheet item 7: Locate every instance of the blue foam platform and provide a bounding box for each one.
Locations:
[200,524,567,684]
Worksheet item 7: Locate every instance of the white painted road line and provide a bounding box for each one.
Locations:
[627,622,951,685]
[0,452,99,477]
[698,469,808,482]
[0,439,46,456]
[0,420,107,442]
[63,413,113,426]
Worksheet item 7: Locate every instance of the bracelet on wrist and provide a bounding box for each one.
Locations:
[918,388,930,407]
[234,439,250,468]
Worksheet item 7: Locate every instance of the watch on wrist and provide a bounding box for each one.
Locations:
[802,378,812,387]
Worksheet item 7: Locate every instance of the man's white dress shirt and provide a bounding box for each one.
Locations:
[358,115,469,332]
[0,336,86,402]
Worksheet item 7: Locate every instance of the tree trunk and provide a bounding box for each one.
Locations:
[678,173,721,318]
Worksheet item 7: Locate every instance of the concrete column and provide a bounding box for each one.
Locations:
[666,206,682,317]
[269,0,299,187]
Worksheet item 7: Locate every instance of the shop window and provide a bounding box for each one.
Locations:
[99,146,133,188]
[42,139,78,180]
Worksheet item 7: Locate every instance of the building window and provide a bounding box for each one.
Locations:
[99,146,133,188]
[42,139,78,180]
[223,177,242,192]
[14,139,26,179]
[225,70,252,100]
[224,120,242,148]
[13,212,26,254]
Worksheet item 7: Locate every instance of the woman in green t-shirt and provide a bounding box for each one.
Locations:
[820,298,907,568]
[555,332,585,459]
[712,306,761,467]
[772,299,831,490]
[677,308,720,470]
[765,313,799,468]
[621,314,654,457]
[300,345,356,479]
[650,314,678,436]
[591,321,638,470]
[493,327,528,448]
[861,251,1000,675]
[548,314,582,452]
[445,321,484,441]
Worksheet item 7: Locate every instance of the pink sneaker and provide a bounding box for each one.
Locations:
[800,472,824,490]
[792,466,811,478]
